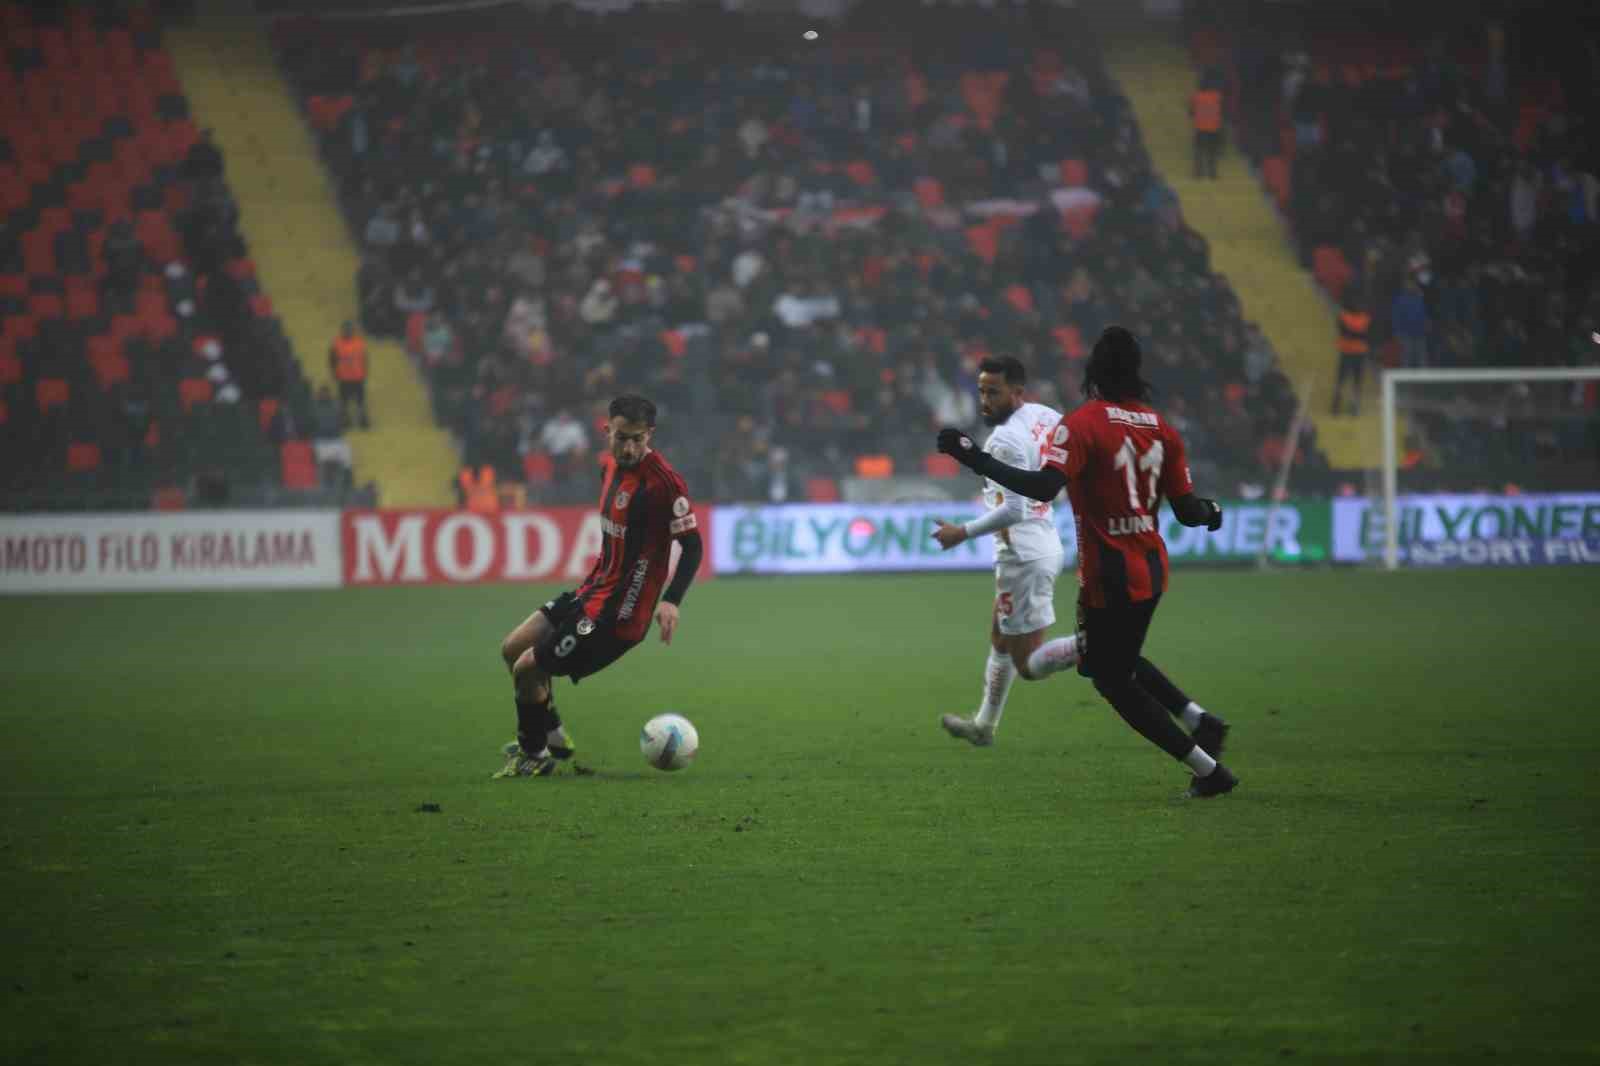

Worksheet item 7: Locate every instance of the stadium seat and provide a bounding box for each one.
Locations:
[280,440,318,489]
[66,441,102,472]
[854,454,894,479]
[805,476,840,502]
[1312,245,1353,300]
[36,378,69,413]
[178,377,213,413]
[1262,156,1291,210]
[923,452,961,477]
[152,485,186,510]
[522,451,554,485]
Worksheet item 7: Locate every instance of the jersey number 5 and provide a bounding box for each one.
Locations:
[1113,437,1164,513]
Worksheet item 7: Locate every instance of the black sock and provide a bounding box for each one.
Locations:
[1135,658,1191,720]
[1093,675,1197,761]
[515,700,559,752]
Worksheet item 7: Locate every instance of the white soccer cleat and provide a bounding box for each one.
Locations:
[941,714,995,747]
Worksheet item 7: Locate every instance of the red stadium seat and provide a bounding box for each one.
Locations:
[258,396,280,432]
[1312,245,1353,300]
[66,442,102,472]
[280,441,318,489]
[853,454,894,479]
[178,377,213,413]
[1262,155,1291,210]
[923,452,961,478]
[152,485,187,511]
[37,378,70,413]
[805,477,840,502]
[522,451,555,485]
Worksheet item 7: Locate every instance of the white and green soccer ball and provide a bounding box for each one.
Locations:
[640,713,698,772]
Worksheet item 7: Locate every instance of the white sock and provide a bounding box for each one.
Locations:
[1184,745,1218,777]
[974,649,1016,731]
[1024,635,1079,679]
[1180,701,1206,731]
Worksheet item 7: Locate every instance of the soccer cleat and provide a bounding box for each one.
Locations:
[1186,763,1239,799]
[546,725,576,761]
[1192,712,1229,759]
[940,714,995,747]
[492,741,557,779]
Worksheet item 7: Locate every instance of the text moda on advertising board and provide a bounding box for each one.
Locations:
[341,508,714,585]
[0,511,342,593]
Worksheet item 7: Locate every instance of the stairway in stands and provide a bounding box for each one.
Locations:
[1086,3,1379,472]
[165,12,458,506]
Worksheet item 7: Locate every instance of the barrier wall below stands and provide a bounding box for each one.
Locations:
[5,497,1598,593]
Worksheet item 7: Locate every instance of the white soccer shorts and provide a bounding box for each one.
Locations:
[994,553,1064,636]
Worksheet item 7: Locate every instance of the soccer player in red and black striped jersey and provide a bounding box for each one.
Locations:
[494,395,703,778]
[938,327,1239,798]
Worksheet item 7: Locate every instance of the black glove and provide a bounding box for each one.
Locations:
[936,427,982,469]
[1201,498,1224,532]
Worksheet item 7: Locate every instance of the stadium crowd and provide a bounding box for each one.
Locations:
[1194,0,1600,489]
[276,0,1329,504]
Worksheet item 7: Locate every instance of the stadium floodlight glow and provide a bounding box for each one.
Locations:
[1379,366,1600,571]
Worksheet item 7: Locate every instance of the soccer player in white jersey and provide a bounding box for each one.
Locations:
[932,355,1082,746]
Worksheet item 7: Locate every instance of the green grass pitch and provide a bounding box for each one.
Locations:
[3,568,1599,1065]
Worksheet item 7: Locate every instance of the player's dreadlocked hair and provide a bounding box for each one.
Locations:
[1083,326,1153,403]
[609,394,658,427]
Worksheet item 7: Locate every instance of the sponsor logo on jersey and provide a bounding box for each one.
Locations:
[669,513,698,535]
[601,516,627,538]
[672,496,691,517]
[614,490,631,510]
[575,617,595,636]
[1108,514,1156,535]
[617,555,650,620]
[1105,406,1159,428]
[1052,423,1069,446]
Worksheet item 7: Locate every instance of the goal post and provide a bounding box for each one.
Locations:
[1379,366,1600,570]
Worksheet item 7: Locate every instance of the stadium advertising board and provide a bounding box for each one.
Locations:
[1332,494,1600,566]
[344,508,600,586]
[712,500,1330,574]
[341,508,715,586]
[0,511,341,593]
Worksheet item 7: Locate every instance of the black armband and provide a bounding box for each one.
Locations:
[662,530,703,606]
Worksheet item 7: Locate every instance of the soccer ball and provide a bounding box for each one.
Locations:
[640,713,698,772]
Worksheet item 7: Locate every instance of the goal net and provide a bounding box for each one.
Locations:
[1368,367,1600,569]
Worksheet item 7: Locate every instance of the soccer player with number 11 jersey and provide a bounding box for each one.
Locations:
[939,327,1239,798]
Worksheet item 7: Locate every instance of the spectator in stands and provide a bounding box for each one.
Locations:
[329,321,371,429]
[1332,293,1371,416]
[1391,279,1431,368]
[539,408,590,477]
[1190,70,1224,179]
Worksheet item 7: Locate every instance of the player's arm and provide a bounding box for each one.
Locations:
[936,442,1031,548]
[937,428,1066,502]
[1158,425,1224,531]
[654,487,701,645]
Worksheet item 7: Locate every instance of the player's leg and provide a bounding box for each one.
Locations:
[1134,658,1229,758]
[940,601,1013,747]
[1011,555,1077,681]
[1082,601,1237,796]
[494,599,574,777]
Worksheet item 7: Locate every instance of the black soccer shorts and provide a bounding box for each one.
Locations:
[1076,597,1160,682]
[533,591,639,684]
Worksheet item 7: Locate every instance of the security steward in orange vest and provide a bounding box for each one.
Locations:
[329,321,371,429]
[1332,296,1371,416]
[457,464,500,513]
[1189,77,1224,179]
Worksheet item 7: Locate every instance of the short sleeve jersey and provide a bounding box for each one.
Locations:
[1041,399,1193,608]
[981,401,1065,564]
[576,450,698,642]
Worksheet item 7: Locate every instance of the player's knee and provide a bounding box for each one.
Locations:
[512,647,543,682]
[1092,673,1132,704]
[500,633,525,668]
[1012,650,1037,681]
